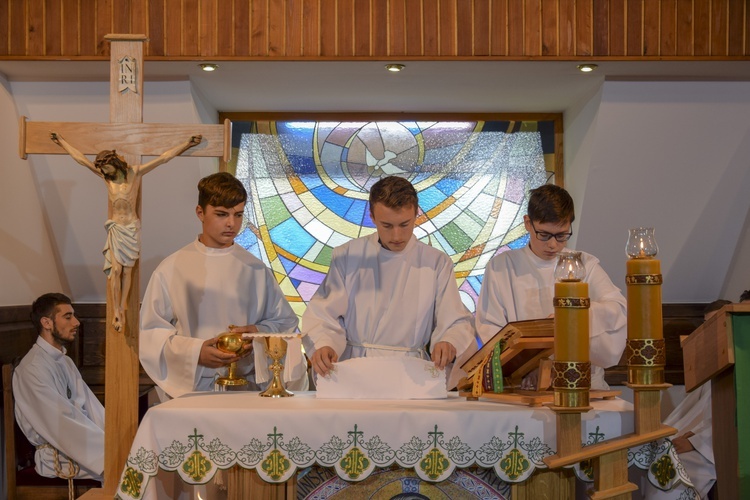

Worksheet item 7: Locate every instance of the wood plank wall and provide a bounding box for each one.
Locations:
[0,0,748,60]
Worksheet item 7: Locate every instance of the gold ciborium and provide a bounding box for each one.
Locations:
[259,336,294,397]
[216,332,249,387]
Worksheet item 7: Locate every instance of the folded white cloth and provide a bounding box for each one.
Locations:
[316,357,448,399]
[242,333,306,384]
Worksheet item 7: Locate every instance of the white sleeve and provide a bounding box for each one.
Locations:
[586,262,628,368]
[430,256,476,355]
[475,256,511,344]
[139,270,204,399]
[301,251,350,358]
[13,366,104,476]
[255,267,299,333]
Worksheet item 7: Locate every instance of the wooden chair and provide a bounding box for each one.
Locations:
[3,363,98,500]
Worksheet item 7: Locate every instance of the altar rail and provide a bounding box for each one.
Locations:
[1,0,749,60]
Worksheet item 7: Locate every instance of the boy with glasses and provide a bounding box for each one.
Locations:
[476,184,627,389]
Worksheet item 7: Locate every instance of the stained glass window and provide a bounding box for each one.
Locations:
[227,119,560,319]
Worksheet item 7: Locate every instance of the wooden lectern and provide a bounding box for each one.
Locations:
[681,303,750,499]
[457,319,554,402]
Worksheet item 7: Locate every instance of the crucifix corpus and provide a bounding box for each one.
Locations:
[19,34,231,495]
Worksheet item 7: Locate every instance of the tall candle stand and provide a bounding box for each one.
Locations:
[548,251,592,456]
[625,227,670,434]
[544,232,676,500]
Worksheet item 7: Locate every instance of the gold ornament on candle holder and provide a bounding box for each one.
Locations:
[625,227,666,386]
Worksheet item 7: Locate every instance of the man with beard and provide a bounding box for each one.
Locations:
[12,293,105,482]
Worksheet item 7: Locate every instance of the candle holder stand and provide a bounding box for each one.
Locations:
[543,231,676,500]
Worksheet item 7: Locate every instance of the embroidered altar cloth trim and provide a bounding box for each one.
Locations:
[118,392,650,499]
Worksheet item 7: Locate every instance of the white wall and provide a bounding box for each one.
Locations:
[7,79,220,303]
[570,80,750,303]
[0,74,63,305]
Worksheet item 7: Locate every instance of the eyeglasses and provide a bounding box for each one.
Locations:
[529,220,573,242]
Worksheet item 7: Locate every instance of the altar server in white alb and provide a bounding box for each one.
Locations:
[302,175,476,388]
[13,293,105,482]
[140,172,307,401]
[476,184,627,390]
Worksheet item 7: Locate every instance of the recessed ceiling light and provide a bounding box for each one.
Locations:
[199,63,219,72]
[385,64,405,72]
[577,64,598,73]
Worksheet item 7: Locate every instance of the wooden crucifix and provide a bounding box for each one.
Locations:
[19,34,230,495]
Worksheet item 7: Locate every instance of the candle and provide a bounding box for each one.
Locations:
[626,258,663,341]
[554,281,590,361]
[625,227,665,386]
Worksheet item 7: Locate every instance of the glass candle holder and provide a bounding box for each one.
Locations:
[626,227,658,259]
[554,251,585,282]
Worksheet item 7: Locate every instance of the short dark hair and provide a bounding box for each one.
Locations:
[704,299,732,317]
[197,172,248,210]
[740,290,750,302]
[30,293,72,334]
[369,176,418,214]
[94,150,128,180]
[527,184,575,225]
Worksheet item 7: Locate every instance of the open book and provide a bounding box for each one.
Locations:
[459,318,554,393]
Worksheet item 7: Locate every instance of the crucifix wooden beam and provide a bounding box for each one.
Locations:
[19,34,230,496]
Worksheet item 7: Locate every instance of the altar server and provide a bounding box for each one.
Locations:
[140,172,306,400]
[13,293,105,482]
[475,184,627,390]
[302,176,476,388]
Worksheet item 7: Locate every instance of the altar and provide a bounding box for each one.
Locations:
[114,391,688,499]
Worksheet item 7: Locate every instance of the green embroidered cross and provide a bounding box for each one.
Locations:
[188,429,203,450]
[348,424,364,447]
[267,426,283,448]
[508,426,524,447]
[587,426,605,444]
[428,425,444,447]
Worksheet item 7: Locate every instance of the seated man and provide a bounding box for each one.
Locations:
[475,184,627,390]
[140,172,307,400]
[741,289,750,303]
[13,293,105,482]
[640,299,728,499]
[302,176,476,388]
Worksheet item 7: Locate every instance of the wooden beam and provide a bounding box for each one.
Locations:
[20,118,230,160]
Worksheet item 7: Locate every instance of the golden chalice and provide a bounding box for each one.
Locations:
[259,336,294,398]
[216,332,249,387]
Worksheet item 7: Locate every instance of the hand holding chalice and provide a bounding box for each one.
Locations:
[215,330,251,387]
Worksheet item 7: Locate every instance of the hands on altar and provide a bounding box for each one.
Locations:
[311,346,338,377]
[431,341,456,370]
[199,336,244,368]
[671,431,696,454]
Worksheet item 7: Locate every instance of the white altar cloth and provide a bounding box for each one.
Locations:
[116,392,652,499]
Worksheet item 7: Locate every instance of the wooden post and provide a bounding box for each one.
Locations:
[20,34,229,497]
